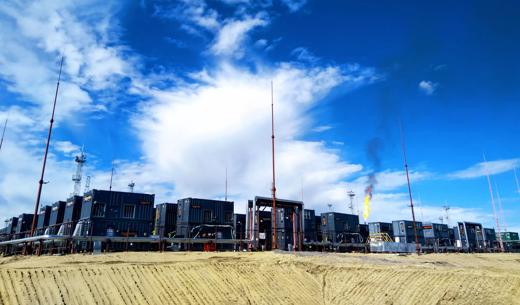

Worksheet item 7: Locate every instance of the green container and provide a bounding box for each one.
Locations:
[500,232,520,241]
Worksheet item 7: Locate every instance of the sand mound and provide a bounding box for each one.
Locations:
[0,252,519,305]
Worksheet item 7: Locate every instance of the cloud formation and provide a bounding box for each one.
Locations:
[418,80,438,95]
[447,158,520,179]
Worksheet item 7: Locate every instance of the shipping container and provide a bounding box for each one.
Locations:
[321,212,360,243]
[423,222,451,247]
[36,205,52,235]
[76,189,155,237]
[455,221,485,251]
[48,201,66,234]
[15,213,34,238]
[483,228,496,248]
[5,217,18,236]
[359,224,369,242]
[500,231,519,241]
[154,203,177,237]
[368,222,394,237]
[303,209,317,242]
[234,213,246,240]
[275,207,302,250]
[60,196,83,236]
[392,220,425,245]
[176,198,234,238]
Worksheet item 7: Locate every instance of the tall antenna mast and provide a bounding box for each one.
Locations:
[109,161,115,191]
[443,204,450,227]
[30,56,64,237]
[399,121,420,255]
[0,118,7,153]
[347,190,355,214]
[72,149,86,196]
[483,154,504,252]
[514,168,520,194]
[128,181,135,193]
[270,81,277,249]
[84,175,91,193]
[494,181,507,232]
[225,167,228,201]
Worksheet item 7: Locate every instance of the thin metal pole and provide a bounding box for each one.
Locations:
[514,168,520,194]
[483,154,504,252]
[494,181,507,232]
[30,57,64,237]
[109,161,115,191]
[270,81,277,249]
[399,122,420,255]
[0,118,7,153]
[225,167,228,202]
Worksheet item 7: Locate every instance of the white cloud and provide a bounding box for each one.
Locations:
[0,0,136,121]
[131,61,378,213]
[281,0,308,12]
[312,125,332,132]
[291,47,319,63]
[210,14,269,58]
[418,80,437,95]
[54,141,81,156]
[448,158,520,179]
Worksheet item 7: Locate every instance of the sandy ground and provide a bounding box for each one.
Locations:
[0,251,519,305]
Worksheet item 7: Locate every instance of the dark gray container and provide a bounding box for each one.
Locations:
[49,201,66,228]
[78,189,155,237]
[16,213,34,237]
[321,212,359,243]
[37,205,52,232]
[392,220,425,244]
[6,217,18,235]
[368,222,394,236]
[234,213,246,239]
[176,198,234,240]
[154,203,177,237]
[303,209,317,242]
[61,196,83,235]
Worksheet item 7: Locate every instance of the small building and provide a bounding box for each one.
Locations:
[60,196,83,236]
[359,223,369,243]
[154,203,177,237]
[303,209,317,242]
[233,213,246,240]
[321,212,360,244]
[246,197,303,251]
[48,201,66,234]
[368,222,394,237]
[483,228,496,249]
[392,220,425,245]
[176,198,234,243]
[15,213,34,238]
[315,215,322,242]
[500,231,519,241]
[5,217,18,238]
[36,205,52,235]
[76,189,155,237]
[423,222,451,247]
[455,221,485,251]
[275,207,303,250]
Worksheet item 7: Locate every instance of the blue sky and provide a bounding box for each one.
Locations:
[0,0,518,233]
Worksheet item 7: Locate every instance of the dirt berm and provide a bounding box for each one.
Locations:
[0,252,519,305]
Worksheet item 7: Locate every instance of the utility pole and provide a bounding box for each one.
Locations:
[30,57,64,237]
[270,81,277,249]
[399,122,420,255]
[225,167,228,202]
[0,118,7,153]
[483,154,504,252]
[347,190,355,215]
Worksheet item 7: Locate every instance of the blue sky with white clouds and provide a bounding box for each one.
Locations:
[0,0,519,233]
